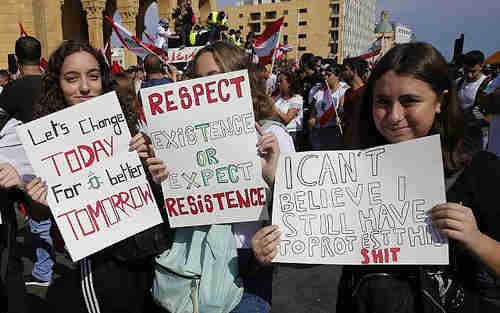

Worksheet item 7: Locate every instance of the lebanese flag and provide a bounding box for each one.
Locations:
[274,43,293,61]
[18,23,48,71]
[318,87,336,126]
[255,17,284,65]
[99,38,112,66]
[105,16,164,59]
[359,35,382,59]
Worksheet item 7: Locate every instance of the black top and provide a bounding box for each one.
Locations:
[447,151,500,289]
[0,75,42,123]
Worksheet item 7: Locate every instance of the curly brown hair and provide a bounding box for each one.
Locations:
[33,41,112,118]
[111,72,140,136]
[192,41,280,123]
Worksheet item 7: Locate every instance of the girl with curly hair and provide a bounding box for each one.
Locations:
[27,41,167,313]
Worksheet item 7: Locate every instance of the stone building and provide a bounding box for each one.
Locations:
[223,0,376,63]
[0,0,216,69]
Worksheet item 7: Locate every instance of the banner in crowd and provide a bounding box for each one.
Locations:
[272,135,448,265]
[164,46,203,64]
[141,70,268,227]
[16,92,163,261]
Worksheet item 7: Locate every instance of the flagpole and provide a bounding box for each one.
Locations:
[267,26,282,95]
[325,80,343,135]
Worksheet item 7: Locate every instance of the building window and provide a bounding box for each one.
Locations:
[298,46,307,51]
[239,13,244,18]
[331,17,339,28]
[284,22,288,27]
[299,8,307,13]
[258,0,262,4]
[283,10,288,15]
[283,35,288,44]
[298,33,307,39]
[331,30,339,41]
[330,43,338,54]
[265,11,277,19]
[250,12,261,21]
[298,21,307,26]
[330,3,340,14]
[249,23,261,33]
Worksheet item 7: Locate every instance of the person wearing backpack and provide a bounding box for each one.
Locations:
[253,42,500,313]
[456,50,495,152]
[145,41,294,313]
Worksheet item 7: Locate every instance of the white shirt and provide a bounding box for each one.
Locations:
[233,124,295,249]
[312,83,348,128]
[456,74,488,110]
[266,73,277,94]
[274,94,303,132]
[155,25,172,50]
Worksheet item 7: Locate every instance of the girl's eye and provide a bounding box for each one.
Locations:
[66,77,78,83]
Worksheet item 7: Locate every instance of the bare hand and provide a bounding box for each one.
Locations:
[430,202,481,250]
[26,177,48,207]
[129,132,151,159]
[255,123,280,186]
[252,225,281,264]
[0,163,23,189]
[146,145,169,184]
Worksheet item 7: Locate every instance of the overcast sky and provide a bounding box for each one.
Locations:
[217,0,500,61]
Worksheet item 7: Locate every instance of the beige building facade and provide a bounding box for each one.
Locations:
[223,0,344,63]
[223,0,376,63]
[0,0,216,69]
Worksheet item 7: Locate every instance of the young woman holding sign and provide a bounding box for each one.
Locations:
[146,41,294,313]
[26,41,169,313]
[254,42,500,312]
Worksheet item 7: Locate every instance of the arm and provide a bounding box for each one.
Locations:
[431,203,500,276]
[275,107,298,125]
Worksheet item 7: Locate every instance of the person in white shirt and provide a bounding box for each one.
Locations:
[456,50,493,151]
[273,71,303,150]
[155,18,178,52]
[308,62,348,150]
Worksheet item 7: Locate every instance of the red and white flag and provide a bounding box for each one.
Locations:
[359,35,382,59]
[105,16,163,59]
[274,43,293,61]
[255,17,284,65]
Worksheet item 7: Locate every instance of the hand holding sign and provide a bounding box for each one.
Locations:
[430,203,481,251]
[129,132,151,159]
[256,123,280,186]
[146,150,170,184]
[252,224,281,264]
[0,163,24,190]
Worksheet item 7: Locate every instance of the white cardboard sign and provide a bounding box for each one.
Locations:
[16,92,163,261]
[165,46,203,63]
[272,135,449,265]
[141,70,268,227]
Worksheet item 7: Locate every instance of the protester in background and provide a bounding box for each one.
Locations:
[336,42,500,312]
[0,70,10,93]
[27,40,169,313]
[141,54,173,89]
[155,18,178,52]
[341,57,369,149]
[274,70,303,150]
[308,61,348,150]
[147,41,292,313]
[456,50,493,151]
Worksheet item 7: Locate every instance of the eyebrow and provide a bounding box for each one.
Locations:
[203,70,222,77]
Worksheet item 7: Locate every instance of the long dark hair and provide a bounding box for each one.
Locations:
[34,41,112,118]
[279,70,301,98]
[192,41,280,122]
[358,42,473,175]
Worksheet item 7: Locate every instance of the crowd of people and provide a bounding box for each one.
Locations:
[0,14,499,313]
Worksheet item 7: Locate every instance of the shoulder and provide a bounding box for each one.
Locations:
[267,124,295,153]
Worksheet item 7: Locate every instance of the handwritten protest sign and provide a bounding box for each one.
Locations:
[141,70,268,227]
[16,92,162,261]
[272,135,448,265]
[165,46,203,63]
